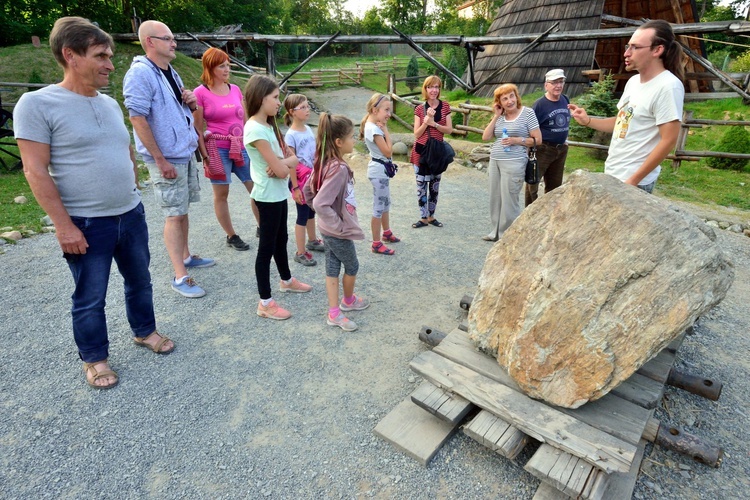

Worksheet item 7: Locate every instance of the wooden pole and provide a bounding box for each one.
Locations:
[679,42,750,101]
[279,32,340,87]
[391,27,471,91]
[266,41,276,78]
[672,110,692,171]
[470,23,559,93]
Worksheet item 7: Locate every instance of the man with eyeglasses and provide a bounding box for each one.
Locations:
[124,20,215,298]
[526,69,571,205]
[569,19,684,193]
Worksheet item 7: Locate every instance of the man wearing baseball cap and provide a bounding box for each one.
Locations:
[527,69,571,205]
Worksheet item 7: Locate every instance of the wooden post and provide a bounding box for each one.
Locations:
[266,41,276,77]
[672,110,692,171]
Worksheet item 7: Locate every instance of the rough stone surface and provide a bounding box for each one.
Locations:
[13,196,27,204]
[391,141,409,156]
[468,171,734,408]
[1,231,23,241]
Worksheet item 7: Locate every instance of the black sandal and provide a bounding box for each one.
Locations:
[412,220,428,228]
[428,219,443,227]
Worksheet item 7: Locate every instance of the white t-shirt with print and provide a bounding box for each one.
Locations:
[605,70,684,186]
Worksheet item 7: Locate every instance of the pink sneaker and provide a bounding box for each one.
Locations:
[257,300,291,320]
[280,277,312,293]
[327,312,358,332]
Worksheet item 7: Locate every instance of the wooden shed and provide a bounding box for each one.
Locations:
[471,0,707,98]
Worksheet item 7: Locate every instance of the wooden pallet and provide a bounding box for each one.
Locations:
[375,325,685,498]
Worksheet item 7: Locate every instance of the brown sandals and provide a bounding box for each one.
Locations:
[83,361,119,390]
[133,331,175,355]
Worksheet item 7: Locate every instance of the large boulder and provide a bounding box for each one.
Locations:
[468,171,734,408]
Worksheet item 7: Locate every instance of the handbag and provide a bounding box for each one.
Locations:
[525,138,540,185]
[372,157,398,178]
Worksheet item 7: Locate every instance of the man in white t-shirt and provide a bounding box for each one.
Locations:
[569,20,684,193]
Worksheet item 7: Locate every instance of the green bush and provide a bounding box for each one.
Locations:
[569,74,618,142]
[706,126,750,171]
[406,55,420,91]
[730,49,750,72]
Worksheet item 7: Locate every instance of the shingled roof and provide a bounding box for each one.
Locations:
[471,0,703,98]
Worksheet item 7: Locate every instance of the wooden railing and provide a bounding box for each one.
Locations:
[388,90,750,167]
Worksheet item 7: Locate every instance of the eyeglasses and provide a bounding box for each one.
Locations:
[292,105,309,111]
[150,35,176,43]
[624,43,656,52]
[427,85,440,89]
[547,80,565,86]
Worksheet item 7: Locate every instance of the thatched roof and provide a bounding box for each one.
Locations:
[471,0,704,98]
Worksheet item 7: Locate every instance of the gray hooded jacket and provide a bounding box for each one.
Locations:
[123,55,198,163]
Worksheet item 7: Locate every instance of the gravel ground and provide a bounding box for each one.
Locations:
[1,86,748,499]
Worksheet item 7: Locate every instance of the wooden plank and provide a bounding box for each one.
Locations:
[527,444,610,499]
[410,382,474,425]
[434,330,651,446]
[373,397,457,466]
[409,351,636,474]
[601,438,648,500]
[637,349,677,384]
[463,410,528,459]
[532,482,570,500]
[610,372,665,409]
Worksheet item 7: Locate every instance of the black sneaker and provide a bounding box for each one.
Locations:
[226,234,250,251]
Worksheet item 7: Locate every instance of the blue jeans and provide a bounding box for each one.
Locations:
[65,202,156,362]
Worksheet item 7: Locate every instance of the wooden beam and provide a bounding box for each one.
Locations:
[109,21,750,46]
[679,42,750,100]
[470,22,559,93]
[409,350,637,474]
[185,32,256,74]
[392,27,470,91]
[279,32,340,87]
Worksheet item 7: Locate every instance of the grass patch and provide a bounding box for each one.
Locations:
[0,170,44,233]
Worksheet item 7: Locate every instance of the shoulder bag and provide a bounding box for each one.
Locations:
[525,138,540,185]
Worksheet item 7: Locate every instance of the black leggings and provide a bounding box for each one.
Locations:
[255,200,292,299]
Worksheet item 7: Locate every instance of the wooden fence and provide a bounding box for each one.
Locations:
[285,58,409,88]
[388,84,750,169]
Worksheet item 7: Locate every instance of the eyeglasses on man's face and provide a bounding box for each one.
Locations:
[547,80,565,87]
[624,43,657,52]
[150,35,176,44]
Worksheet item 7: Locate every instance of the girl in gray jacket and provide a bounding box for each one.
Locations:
[306,114,370,332]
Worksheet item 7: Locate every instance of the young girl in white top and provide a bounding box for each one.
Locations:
[360,93,400,255]
[243,75,312,320]
[283,93,324,267]
[305,114,369,332]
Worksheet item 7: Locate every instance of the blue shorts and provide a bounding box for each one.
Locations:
[209,147,252,185]
[295,202,316,226]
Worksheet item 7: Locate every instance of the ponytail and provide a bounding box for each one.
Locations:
[312,113,354,191]
[640,19,685,82]
[360,93,390,140]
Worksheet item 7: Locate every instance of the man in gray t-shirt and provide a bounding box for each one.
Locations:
[14,17,175,390]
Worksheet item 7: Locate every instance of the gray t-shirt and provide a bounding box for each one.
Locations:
[284,125,316,168]
[14,85,140,217]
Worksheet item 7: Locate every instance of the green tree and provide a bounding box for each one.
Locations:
[381,0,429,32]
[406,55,420,90]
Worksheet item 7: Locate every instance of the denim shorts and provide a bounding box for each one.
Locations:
[210,147,252,185]
[146,158,201,217]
